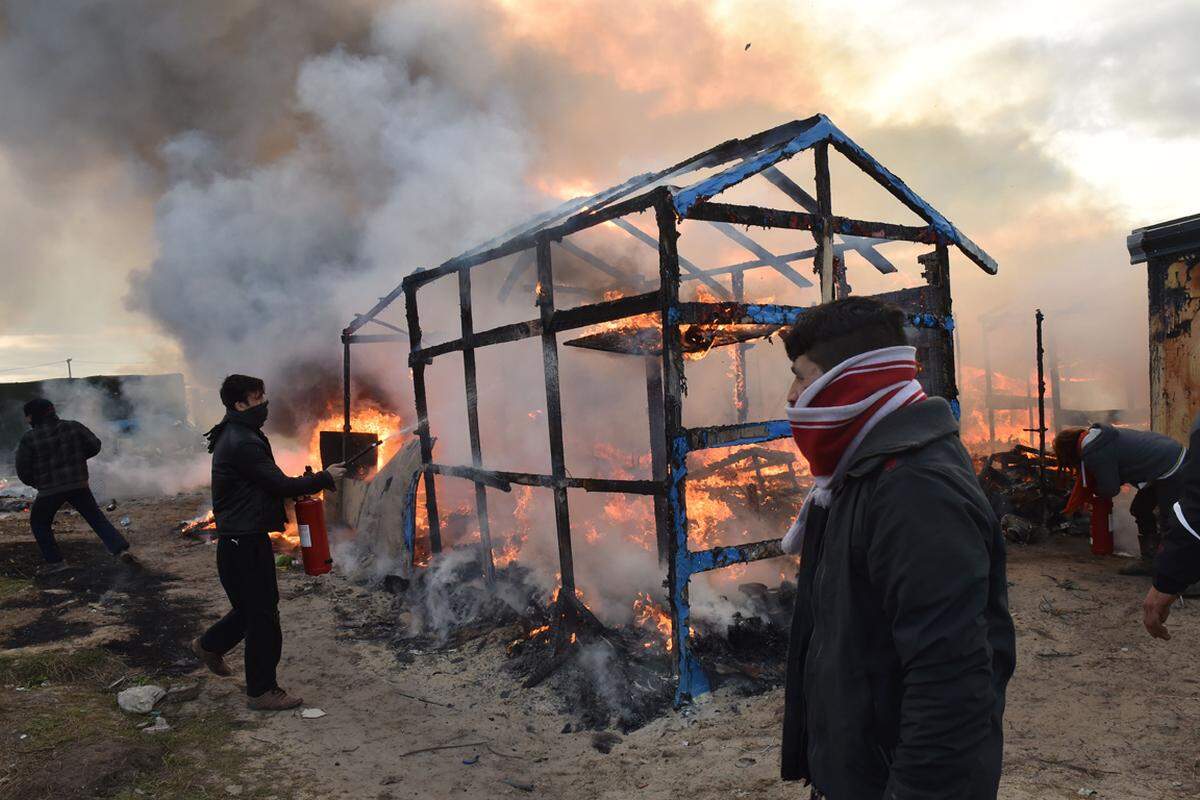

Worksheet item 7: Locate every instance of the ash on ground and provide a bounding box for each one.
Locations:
[345,545,794,733]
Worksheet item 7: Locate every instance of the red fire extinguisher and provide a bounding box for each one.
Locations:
[294,466,333,576]
[1089,495,1114,556]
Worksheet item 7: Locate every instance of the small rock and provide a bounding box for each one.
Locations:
[118,685,166,714]
[560,723,572,734]
[501,779,534,793]
[591,731,622,754]
[1078,790,1097,797]
[159,682,201,705]
[736,756,756,767]
[301,707,327,719]
[225,785,243,796]
[143,716,171,734]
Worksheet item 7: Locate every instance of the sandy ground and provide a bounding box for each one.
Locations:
[3,491,1199,800]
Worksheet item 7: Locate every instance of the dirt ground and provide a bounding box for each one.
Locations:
[2,492,1199,800]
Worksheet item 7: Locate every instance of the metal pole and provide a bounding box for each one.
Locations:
[1035,309,1048,522]
[66,358,72,379]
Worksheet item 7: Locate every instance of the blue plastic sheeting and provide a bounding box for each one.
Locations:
[689,420,793,451]
[402,472,421,566]
[908,312,955,332]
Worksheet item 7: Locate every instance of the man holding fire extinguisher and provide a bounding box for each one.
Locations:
[192,374,345,711]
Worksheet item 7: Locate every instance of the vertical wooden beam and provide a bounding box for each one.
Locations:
[982,323,996,452]
[405,285,442,554]
[731,270,749,422]
[933,241,957,404]
[657,192,708,703]
[814,142,835,303]
[536,237,576,593]
[645,356,670,564]
[341,334,352,463]
[459,267,496,583]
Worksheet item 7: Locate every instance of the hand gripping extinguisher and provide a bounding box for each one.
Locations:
[294,466,333,576]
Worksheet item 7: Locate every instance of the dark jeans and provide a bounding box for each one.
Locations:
[199,534,281,697]
[1131,474,1182,558]
[30,487,129,563]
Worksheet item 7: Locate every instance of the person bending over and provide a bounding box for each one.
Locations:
[778,297,1016,800]
[192,374,345,711]
[1053,422,1185,563]
[14,398,134,575]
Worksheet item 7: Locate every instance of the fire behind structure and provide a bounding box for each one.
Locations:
[340,114,998,704]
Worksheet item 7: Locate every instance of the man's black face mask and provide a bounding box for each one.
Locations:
[242,400,269,429]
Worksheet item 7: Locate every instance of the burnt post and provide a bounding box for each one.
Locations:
[404,282,443,554]
[657,191,708,703]
[341,333,352,463]
[535,237,577,599]
[1035,309,1048,521]
[645,356,671,564]
[813,142,835,303]
[981,323,997,451]
[459,267,497,583]
[731,270,749,422]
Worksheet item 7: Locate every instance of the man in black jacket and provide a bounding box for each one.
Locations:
[192,374,344,711]
[779,298,1016,800]
[14,397,133,575]
[1144,414,1200,640]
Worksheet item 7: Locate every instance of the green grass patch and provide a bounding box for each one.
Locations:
[0,574,31,600]
[0,646,126,688]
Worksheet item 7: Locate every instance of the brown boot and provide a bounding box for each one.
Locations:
[192,638,232,677]
[247,688,303,711]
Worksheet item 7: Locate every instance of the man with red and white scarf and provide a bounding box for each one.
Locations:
[778,297,1015,800]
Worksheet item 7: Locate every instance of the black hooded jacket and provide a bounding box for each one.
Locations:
[14,415,102,496]
[207,407,333,536]
[782,398,1016,799]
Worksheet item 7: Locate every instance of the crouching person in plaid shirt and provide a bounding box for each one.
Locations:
[14,398,135,575]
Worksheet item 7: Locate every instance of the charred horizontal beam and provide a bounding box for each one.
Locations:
[403,190,663,292]
[426,463,661,495]
[409,291,660,365]
[685,539,786,574]
[687,201,940,244]
[610,218,731,298]
[683,420,792,452]
[673,301,805,326]
[344,333,410,344]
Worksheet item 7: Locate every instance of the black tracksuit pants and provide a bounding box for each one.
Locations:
[199,534,281,698]
[30,487,130,563]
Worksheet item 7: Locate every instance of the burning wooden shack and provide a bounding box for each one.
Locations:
[339,114,998,703]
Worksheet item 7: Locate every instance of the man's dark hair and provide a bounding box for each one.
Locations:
[23,397,56,425]
[1053,427,1087,468]
[219,374,266,409]
[781,296,908,370]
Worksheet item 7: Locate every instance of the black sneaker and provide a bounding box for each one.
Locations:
[117,551,141,568]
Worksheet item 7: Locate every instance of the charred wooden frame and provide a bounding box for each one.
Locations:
[341,115,997,705]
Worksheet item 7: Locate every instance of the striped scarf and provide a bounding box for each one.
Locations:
[781,346,926,554]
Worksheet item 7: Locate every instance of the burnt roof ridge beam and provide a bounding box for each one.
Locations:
[672,116,836,217]
[405,189,665,293]
[821,118,998,274]
[708,220,814,288]
[344,282,407,335]
[609,217,731,298]
[450,120,823,266]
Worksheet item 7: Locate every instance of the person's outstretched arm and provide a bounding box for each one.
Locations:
[234,439,335,498]
[867,463,999,799]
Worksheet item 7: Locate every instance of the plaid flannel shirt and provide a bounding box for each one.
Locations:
[14,419,103,495]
